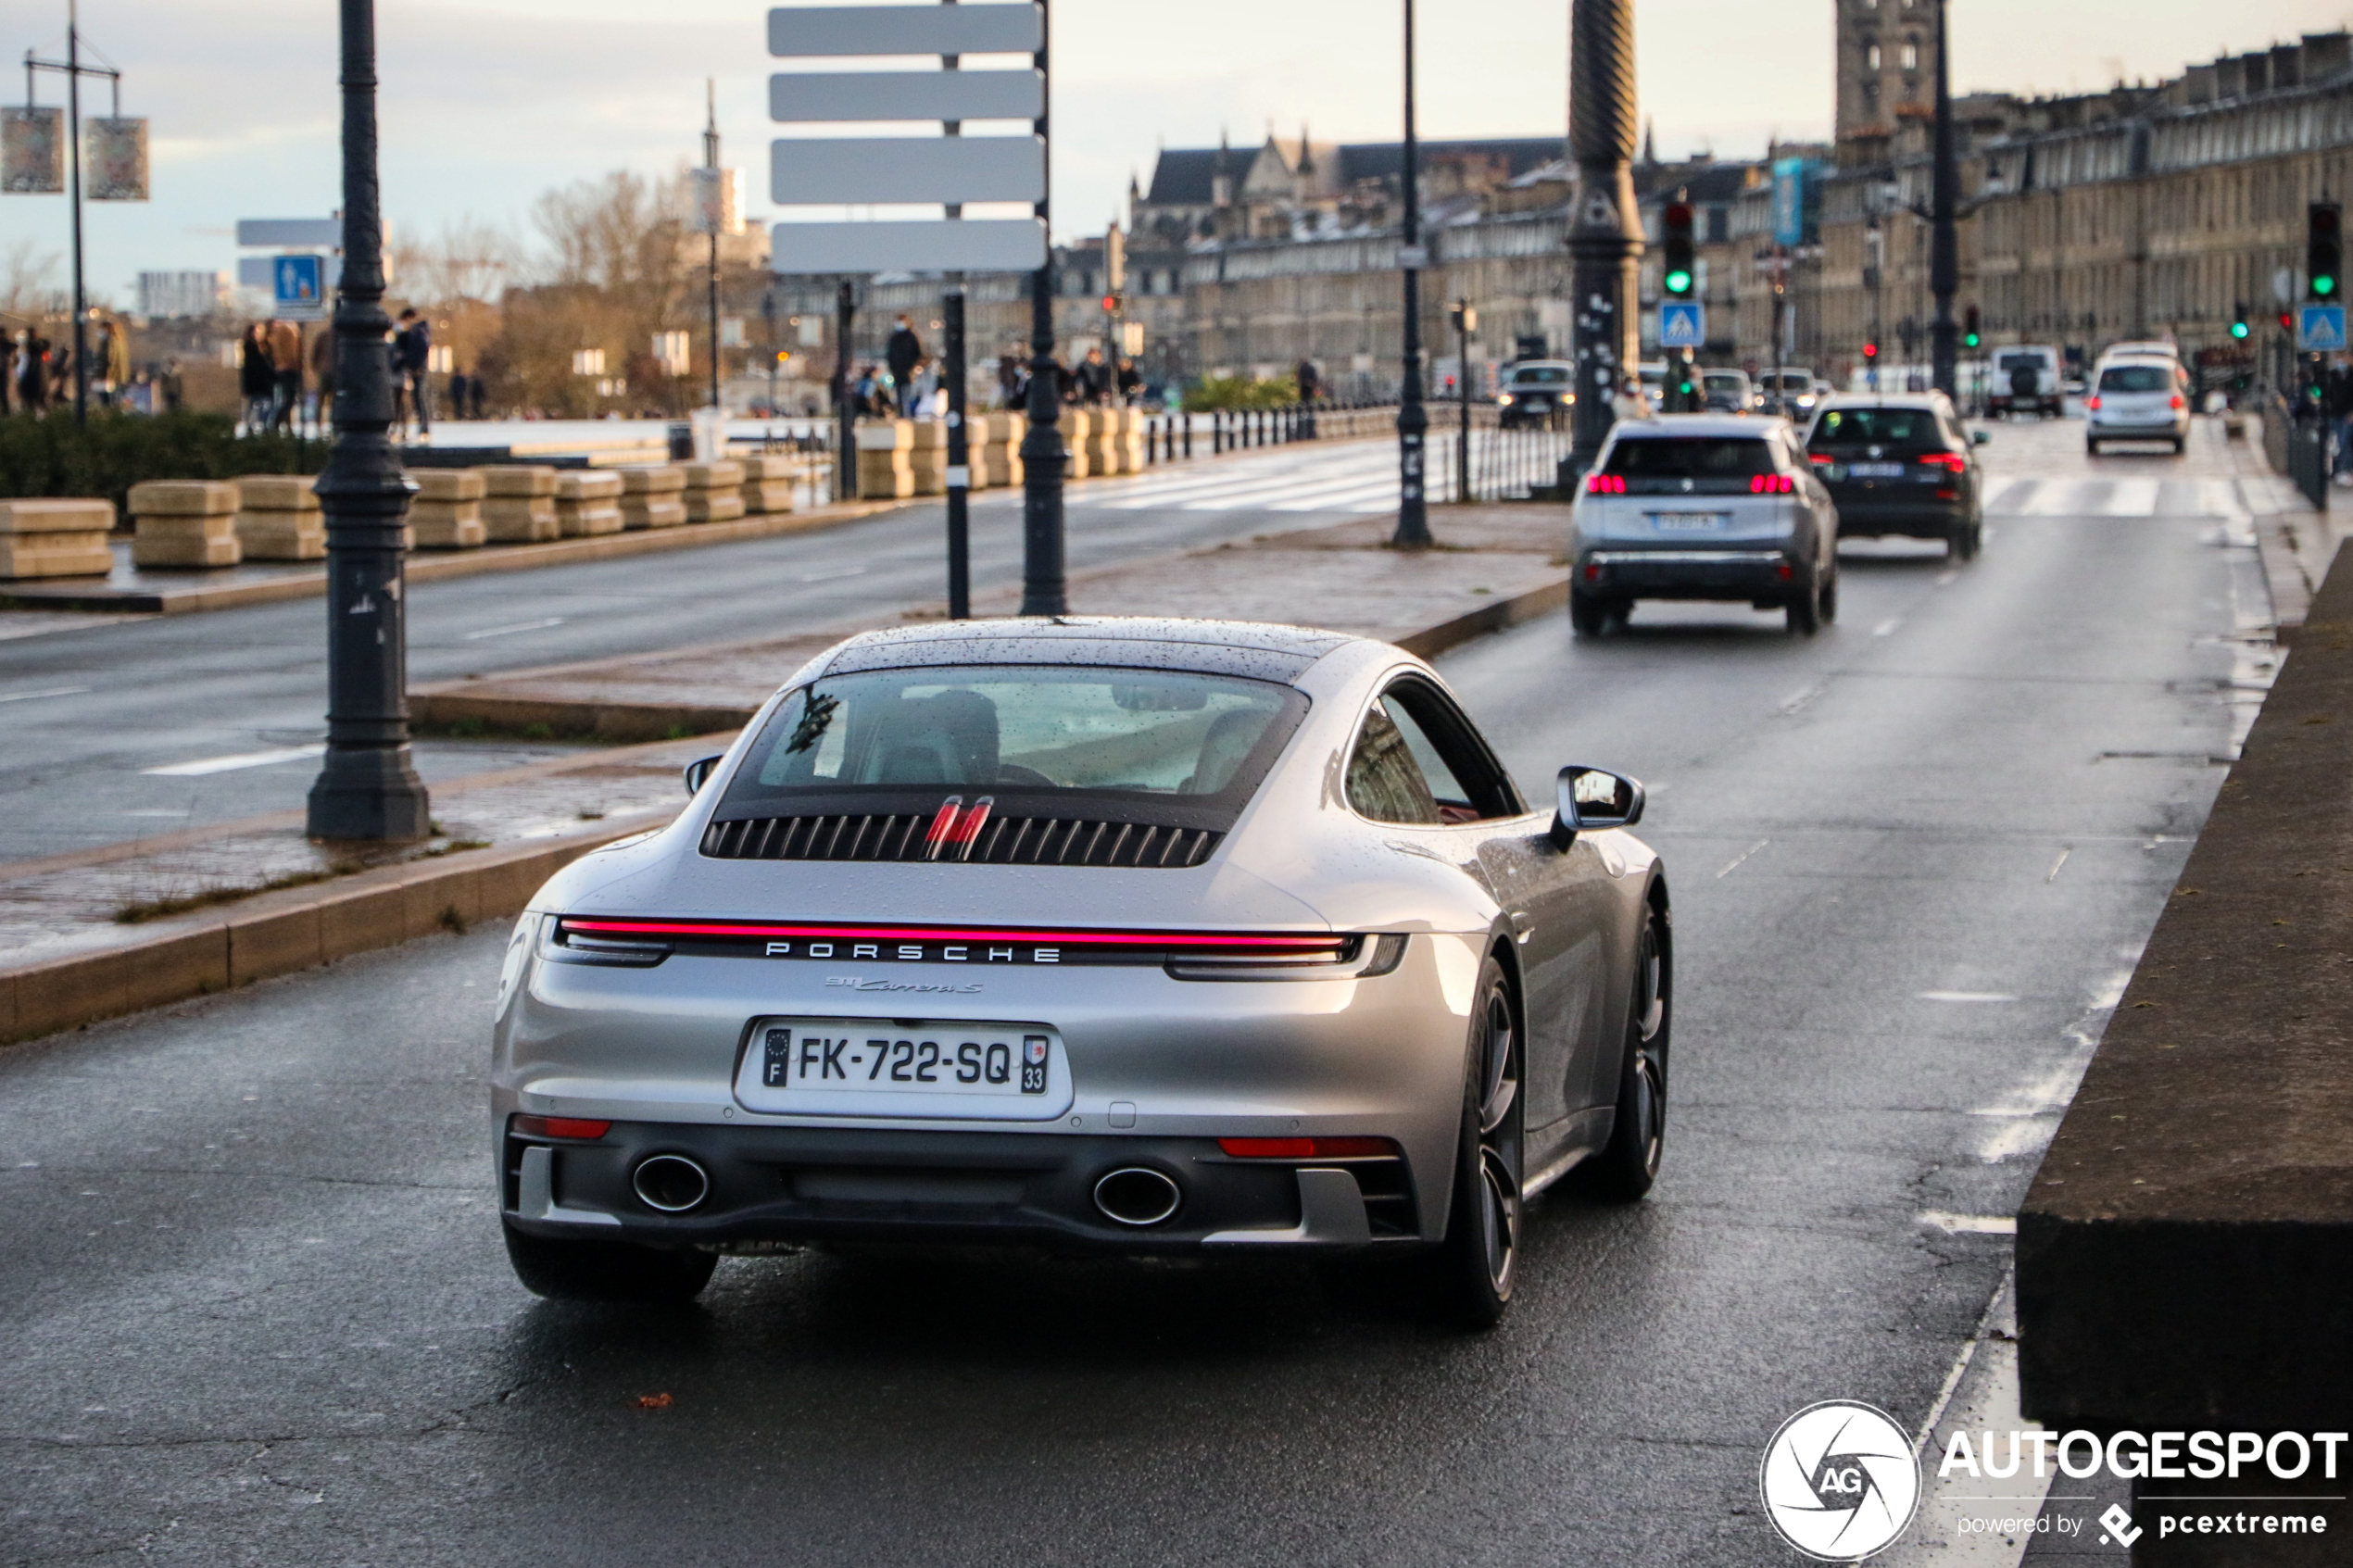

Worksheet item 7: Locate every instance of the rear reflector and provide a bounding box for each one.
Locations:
[514,1115,611,1140]
[1220,1135,1401,1160]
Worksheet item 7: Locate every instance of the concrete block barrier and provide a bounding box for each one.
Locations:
[618,466,687,530]
[978,412,1024,488]
[737,453,797,514]
[1062,409,1094,480]
[855,421,915,500]
[128,480,242,570]
[409,469,488,549]
[479,466,561,544]
[231,475,325,561]
[553,470,624,537]
[905,420,948,495]
[0,497,115,580]
[681,459,747,523]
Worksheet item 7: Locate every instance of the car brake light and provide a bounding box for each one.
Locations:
[2086,395,2102,411]
[1749,474,1795,494]
[1935,488,1959,501]
[1220,1136,1400,1160]
[2170,394,2186,409]
[1776,562,1794,581]
[1919,452,1966,472]
[1807,454,1833,466]
[1585,473,1626,495]
[1584,563,1604,582]
[514,1114,610,1140]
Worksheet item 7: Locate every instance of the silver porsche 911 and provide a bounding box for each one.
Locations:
[492,617,1671,1327]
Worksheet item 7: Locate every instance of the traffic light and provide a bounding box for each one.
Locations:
[2310,203,2343,301]
[1661,202,1696,299]
[1963,306,1982,349]
[1101,293,1123,314]
[2232,302,2250,341]
[1862,341,1879,361]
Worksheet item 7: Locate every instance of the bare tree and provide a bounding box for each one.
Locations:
[0,237,64,326]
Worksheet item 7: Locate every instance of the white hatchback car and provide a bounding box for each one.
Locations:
[2086,356,2192,455]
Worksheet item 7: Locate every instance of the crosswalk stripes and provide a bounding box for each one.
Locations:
[1073,444,1402,516]
[1983,477,2252,519]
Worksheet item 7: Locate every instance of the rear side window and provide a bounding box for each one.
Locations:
[1604,438,1777,478]
[1345,681,1523,826]
[2099,365,2172,394]
[1808,408,1944,450]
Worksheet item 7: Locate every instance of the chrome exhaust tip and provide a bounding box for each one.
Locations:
[1093,1167,1181,1227]
[632,1154,711,1213]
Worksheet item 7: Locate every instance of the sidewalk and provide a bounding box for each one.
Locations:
[2226,411,2347,631]
[0,500,1567,1045]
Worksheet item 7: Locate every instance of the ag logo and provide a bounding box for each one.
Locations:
[1759,1401,1920,1562]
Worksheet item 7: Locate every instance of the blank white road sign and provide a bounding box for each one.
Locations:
[769,69,1043,122]
[236,218,341,249]
[771,134,1043,205]
[770,218,1046,273]
[768,4,1040,56]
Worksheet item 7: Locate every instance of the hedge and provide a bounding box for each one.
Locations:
[0,411,325,521]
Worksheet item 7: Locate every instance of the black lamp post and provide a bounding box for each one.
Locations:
[1928,0,1960,399]
[1565,0,1642,482]
[1018,0,1068,615]
[305,0,428,844]
[1390,0,1431,547]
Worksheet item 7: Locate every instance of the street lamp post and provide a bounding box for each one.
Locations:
[1390,0,1431,547]
[1565,0,1643,483]
[1453,299,1475,504]
[305,0,428,844]
[1928,0,1960,400]
[1018,0,1069,614]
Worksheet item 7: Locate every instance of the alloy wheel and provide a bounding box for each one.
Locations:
[1474,985,1523,1295]
[1626,919,1668,1180]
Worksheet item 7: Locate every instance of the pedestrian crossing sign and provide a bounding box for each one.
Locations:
[2298,303,2347,351]
[1660,301,1705,349]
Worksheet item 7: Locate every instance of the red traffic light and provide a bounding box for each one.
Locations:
[1862,342,1879,359]
[2282,312,2296,332]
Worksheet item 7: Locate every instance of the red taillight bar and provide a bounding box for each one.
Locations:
[1749,474,1795,494]
[1584,473,1626,495]
[513,1114,610,1140]
[923,796,965,859]
[559,918,1348,952]
[1919,452,1967,472]
[1220,1136,1401,1160]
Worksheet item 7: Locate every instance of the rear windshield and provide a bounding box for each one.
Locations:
[2099,365,2173,394]
[718,665,1308,810]
[1997,353,2047,372]
[1808,408,1946,449]
[1603,438,1777,478]
[1509,366,1569,384]
[1704,373,1745,392]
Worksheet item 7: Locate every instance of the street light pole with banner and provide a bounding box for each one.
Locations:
[765,1,1052,615]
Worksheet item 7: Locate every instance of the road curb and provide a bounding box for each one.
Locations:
[0,561,1567,1048]
[0,822,649,1047]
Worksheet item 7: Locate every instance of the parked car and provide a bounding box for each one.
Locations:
[2085,356,2193,455]
[1497,360,1574,427]
[1570,414,1839,636]
[1804,394,1988,558]
[494,618,1674,1329]
[1987,345,2064,418]
[1702,369,1756,414]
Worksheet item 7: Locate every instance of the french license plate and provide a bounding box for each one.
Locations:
[735,1017,1071,1119]
[1651,512,1726,531]
[1849,462,1905,478]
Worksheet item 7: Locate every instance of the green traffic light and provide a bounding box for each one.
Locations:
[2232,321,2250,339]
[2317,275,2338,298]
[1964,332,1981,348]
[1664,270,1692,295]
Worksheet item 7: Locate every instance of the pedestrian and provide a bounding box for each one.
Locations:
[1115,355,1143,405]
[448,369,469,422]
[20,328,51,416]
[998,346,1026,408]
[0,329,14,418]
[159,357,184,414]
[97,318,131,410]
[308,327,337,431]
[1296,357,1321,403]
[469,375,486,420]
[1076,345,1112,406]
[239,323,275,430]
[268,319,303,433]
[394,307,432,435]
[885,313,924,400]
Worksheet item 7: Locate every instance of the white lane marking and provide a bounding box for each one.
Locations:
[1918,1211,2017,1236]
[797,566,867,583]
[143,743,327,777]
[0,684,92,705]
[2045,848,2070,884]
[1872,618,1902,637]
[462,616,567,641]
[1981,476,2036,514]
[1266,482,1404,514]
[1936,568,1959,585]
[122,809,191,818]
[1919,990,2018,1002]
[2097,478,2162,516]
[1715,838,1769,878]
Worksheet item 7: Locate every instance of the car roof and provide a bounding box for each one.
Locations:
[814,616,1354,684]
[1812,394,1955,412]
[1610,413,1787,437]
[1505,359,1572,371]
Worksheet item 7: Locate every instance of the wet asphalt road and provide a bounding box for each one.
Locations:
[0,424,2267,1564]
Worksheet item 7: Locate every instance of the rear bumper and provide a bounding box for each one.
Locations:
[1828,496,1968,538]
[1575,548,1803,602]
[2087,421,2185,441]
[500,1120,1418,1252]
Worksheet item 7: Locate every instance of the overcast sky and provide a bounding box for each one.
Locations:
[10,0,2349,306]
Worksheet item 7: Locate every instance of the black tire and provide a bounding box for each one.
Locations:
[1786,577,1822,635]
[1950,522,1979,562]
[1415,956,1523,1330]
[1582,900,1670,1201]
[2171,437,2185,455]
[1819,571,1839,624]
[503,1221,718,1304]
[1569,593,1617,637]
[2086,438,2100,456]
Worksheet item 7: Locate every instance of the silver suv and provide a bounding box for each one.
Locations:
[1570,415,1840,636]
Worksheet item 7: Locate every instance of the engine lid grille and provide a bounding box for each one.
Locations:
[701,810,1221,869]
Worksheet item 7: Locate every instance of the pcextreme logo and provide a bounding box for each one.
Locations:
[1760,1401,1921,1562]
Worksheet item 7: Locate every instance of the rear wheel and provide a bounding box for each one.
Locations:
[1819,571,1840,624]
[1570,594,1625,637]
[1416,957,1522,1330]
[1582,902,1670,1201]
[2086,438,2101,456]
[1786,577,1822,635]
[1950,521,1980,562]
[503,1221,718,1304]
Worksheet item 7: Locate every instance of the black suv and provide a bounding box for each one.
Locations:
[1803,395,1989,559]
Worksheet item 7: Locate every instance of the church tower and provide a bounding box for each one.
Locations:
[1835,0,1941,165]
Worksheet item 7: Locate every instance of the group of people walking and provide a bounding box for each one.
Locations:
[6,316,178,417]
[837,313,1161,421]
[235,307,480,438]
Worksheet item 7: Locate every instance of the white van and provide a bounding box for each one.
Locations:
[1988,346,2064,417]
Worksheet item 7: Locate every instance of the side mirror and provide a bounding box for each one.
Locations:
[1970,429,1992,446]
[683,754,725,797]
[1553,765,1644,845]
